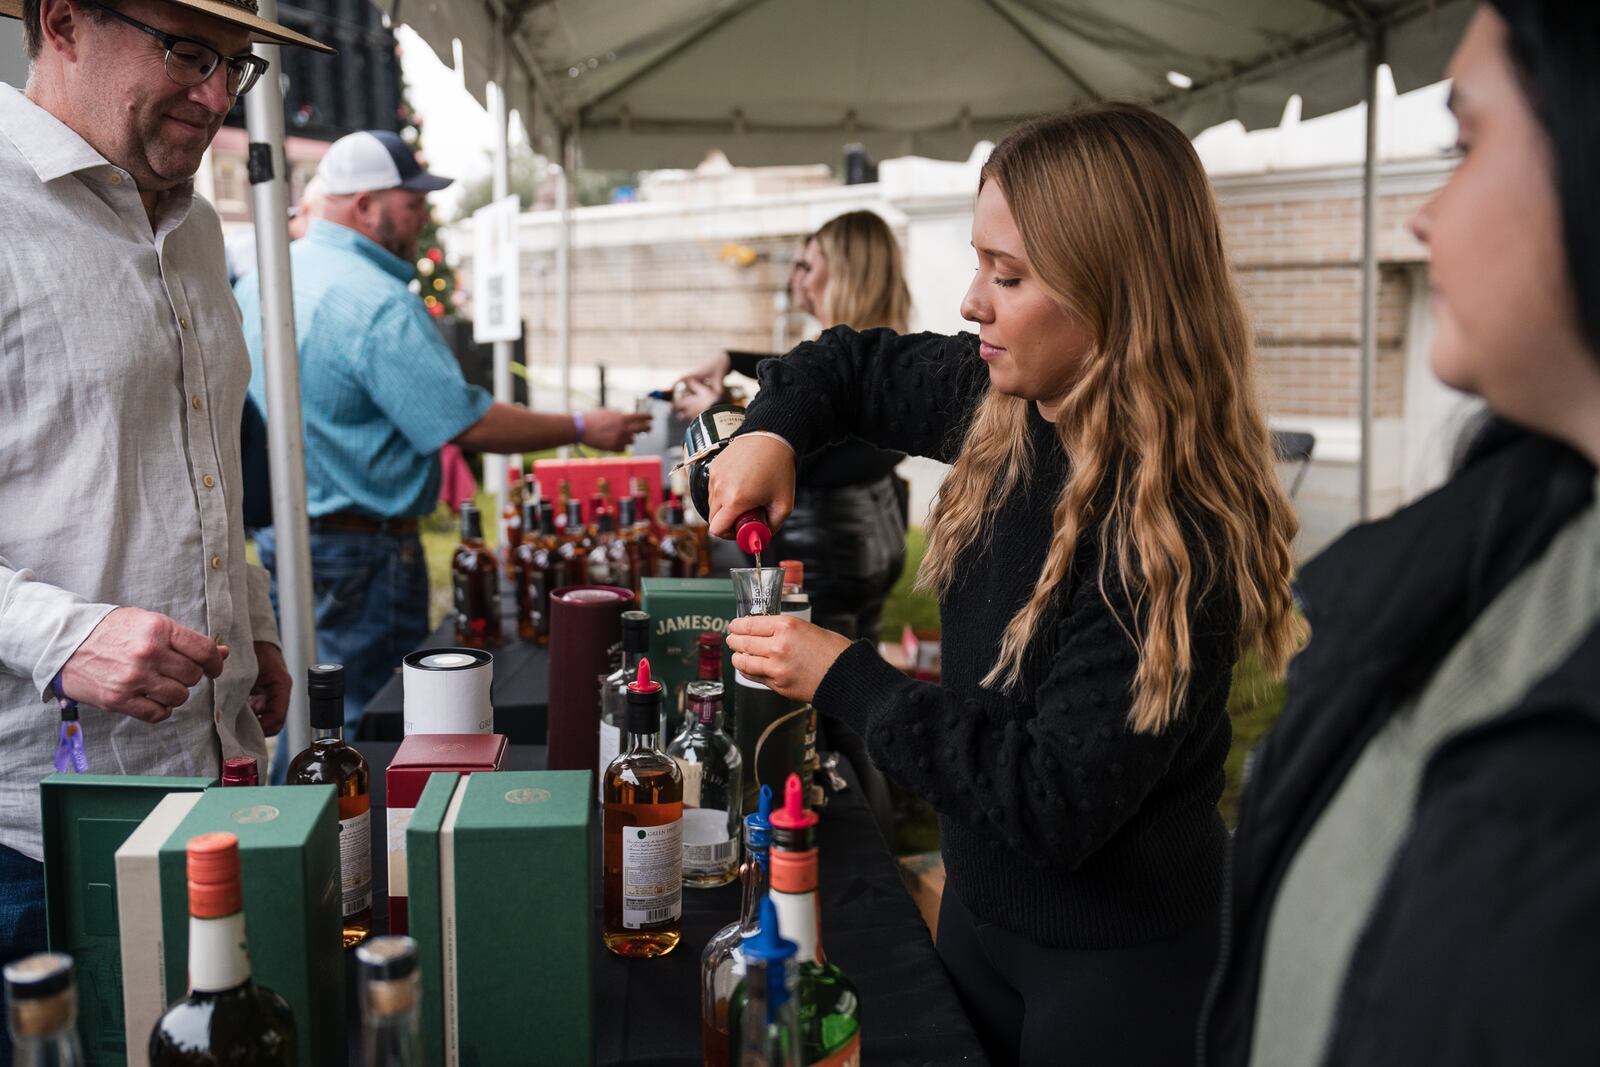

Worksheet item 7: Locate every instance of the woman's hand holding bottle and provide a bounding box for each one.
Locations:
[707,434,797,538]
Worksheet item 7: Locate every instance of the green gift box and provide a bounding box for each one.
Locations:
[114,785,343,1067]
[407,770,594,1066]
[40,773,212,1066]
[641,576,737,737]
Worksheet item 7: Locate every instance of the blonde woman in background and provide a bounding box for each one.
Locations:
[674,211,917,833]
[709,105,1301,1065]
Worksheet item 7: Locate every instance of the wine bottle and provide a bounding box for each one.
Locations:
[357,936,422,1067]
[286,663,373,947]
[5,953,84,1065]
[770,774,860,1065]
[598,610,651,801]
[700,784,774,1067]
[668,681,743,888]
[148,832,296,1065]
[732,896,802,1067]
[452,503,501,649]
[602,658,684,958]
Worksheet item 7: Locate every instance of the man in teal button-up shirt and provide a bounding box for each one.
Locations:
[236,130,648,742]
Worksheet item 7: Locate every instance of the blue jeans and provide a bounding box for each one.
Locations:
[257,527,429,751]
[0,845,46,1067]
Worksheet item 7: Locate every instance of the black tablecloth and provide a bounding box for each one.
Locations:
[346,742,988,1066]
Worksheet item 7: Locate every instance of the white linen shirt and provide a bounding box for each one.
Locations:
[0,84,277,860]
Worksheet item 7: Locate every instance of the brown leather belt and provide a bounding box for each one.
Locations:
[309,512,419,535]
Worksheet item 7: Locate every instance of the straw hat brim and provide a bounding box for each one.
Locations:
[0,0,337,55]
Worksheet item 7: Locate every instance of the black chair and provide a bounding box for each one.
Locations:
[1271,429,1316,500]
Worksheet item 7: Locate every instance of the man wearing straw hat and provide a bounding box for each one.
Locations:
[0,0,330,1034]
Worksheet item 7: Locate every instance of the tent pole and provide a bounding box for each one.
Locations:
[244,0,312,768]
[488,22,513,517]
[1358,29,1384,521]
[558,126,576,431]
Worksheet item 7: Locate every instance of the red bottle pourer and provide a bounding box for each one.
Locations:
[769,772,818,852]
[733,508,772,557]
[628,657,662,695]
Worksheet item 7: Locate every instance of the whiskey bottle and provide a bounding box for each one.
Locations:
[5,953,84,1063]
[615,496,656,596]
[356,936,422,1067]
[587,507,619,585]
[700,784,773,1067]
[598,610,651,802]
[557,499,592,588]
[554,479,574,535]
[514,500,559,645]
[769,775,860,1065]
[668,681,743,888]
[286,663,372,948]
[499,466,524,571]
[602,658,684,957]
[732,896,802,1067]
[149,833,296,1065]
[452,503,501,649]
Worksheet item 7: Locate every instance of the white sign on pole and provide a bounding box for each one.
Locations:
[472,194,522,344]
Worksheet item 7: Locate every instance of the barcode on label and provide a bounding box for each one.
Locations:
[644,907,672,922]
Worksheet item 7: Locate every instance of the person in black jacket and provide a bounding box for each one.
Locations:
[1198,4,1600,1065]
[711,105,1302,1065]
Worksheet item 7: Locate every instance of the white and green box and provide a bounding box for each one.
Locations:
[407,770,594,1066]
[115,785,342,1066]
[641,576,737,736]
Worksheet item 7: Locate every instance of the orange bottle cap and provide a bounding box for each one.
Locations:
[186,832,242,919]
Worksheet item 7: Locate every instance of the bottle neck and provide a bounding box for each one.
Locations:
[188,910,252,994]
[625,727,660,753]
[361,977,422,1065]
[736,847,770,935]
[312,724,343,744]
[769,846,821,965]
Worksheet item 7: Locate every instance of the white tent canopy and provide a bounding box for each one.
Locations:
[250,0,1471,747]
[383,0,1470,167]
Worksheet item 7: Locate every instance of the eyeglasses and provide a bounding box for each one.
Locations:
[82,0,269,98]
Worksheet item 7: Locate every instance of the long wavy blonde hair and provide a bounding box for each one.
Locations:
[919,104,1301,735]
[814,211,913,332]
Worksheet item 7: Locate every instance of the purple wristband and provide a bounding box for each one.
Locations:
[572,411,586,443]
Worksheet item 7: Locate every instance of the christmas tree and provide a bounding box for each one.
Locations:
[395,68,462,319]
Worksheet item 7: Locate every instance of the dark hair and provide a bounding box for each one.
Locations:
[1487,0,1600,355]
[21,0,112,60]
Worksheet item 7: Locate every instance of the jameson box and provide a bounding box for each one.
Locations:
[385,732,507,935]
[407,770,594,1067]
[114,785,342,1067]
[641,577,737,736]
[40,773,211,1066]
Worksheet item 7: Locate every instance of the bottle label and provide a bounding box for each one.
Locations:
[622,821,683,928]
[682,807,736,871]
[339,809,372,917]
[587,548,611,584]
[675,756,703,807]
[597,720,621,801]
[529,570,548,634]
[452,571,469,626]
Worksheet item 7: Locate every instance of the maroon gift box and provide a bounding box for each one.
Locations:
[546,586,633,774]
[385,732,506,934]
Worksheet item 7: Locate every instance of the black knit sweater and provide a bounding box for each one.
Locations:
[740,327,1237,949]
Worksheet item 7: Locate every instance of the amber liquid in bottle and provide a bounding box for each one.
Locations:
[286,663,372,948]
[452,503,501,648]
[557,499,592,588]
[656,496,705,579]
[514,500,559,645]
[603,658,684,958]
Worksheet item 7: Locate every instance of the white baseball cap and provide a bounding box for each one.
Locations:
[318,130,453,196]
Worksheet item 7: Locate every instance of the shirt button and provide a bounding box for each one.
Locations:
[210,555,222,570]
[203,474,216,489]
[192,395,202,411]
[179,317,190,330]
[109,173,122,185]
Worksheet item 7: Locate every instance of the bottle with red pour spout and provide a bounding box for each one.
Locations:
[767,774,860,1066]
[602,658,685,957]
[682,403,775,565]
